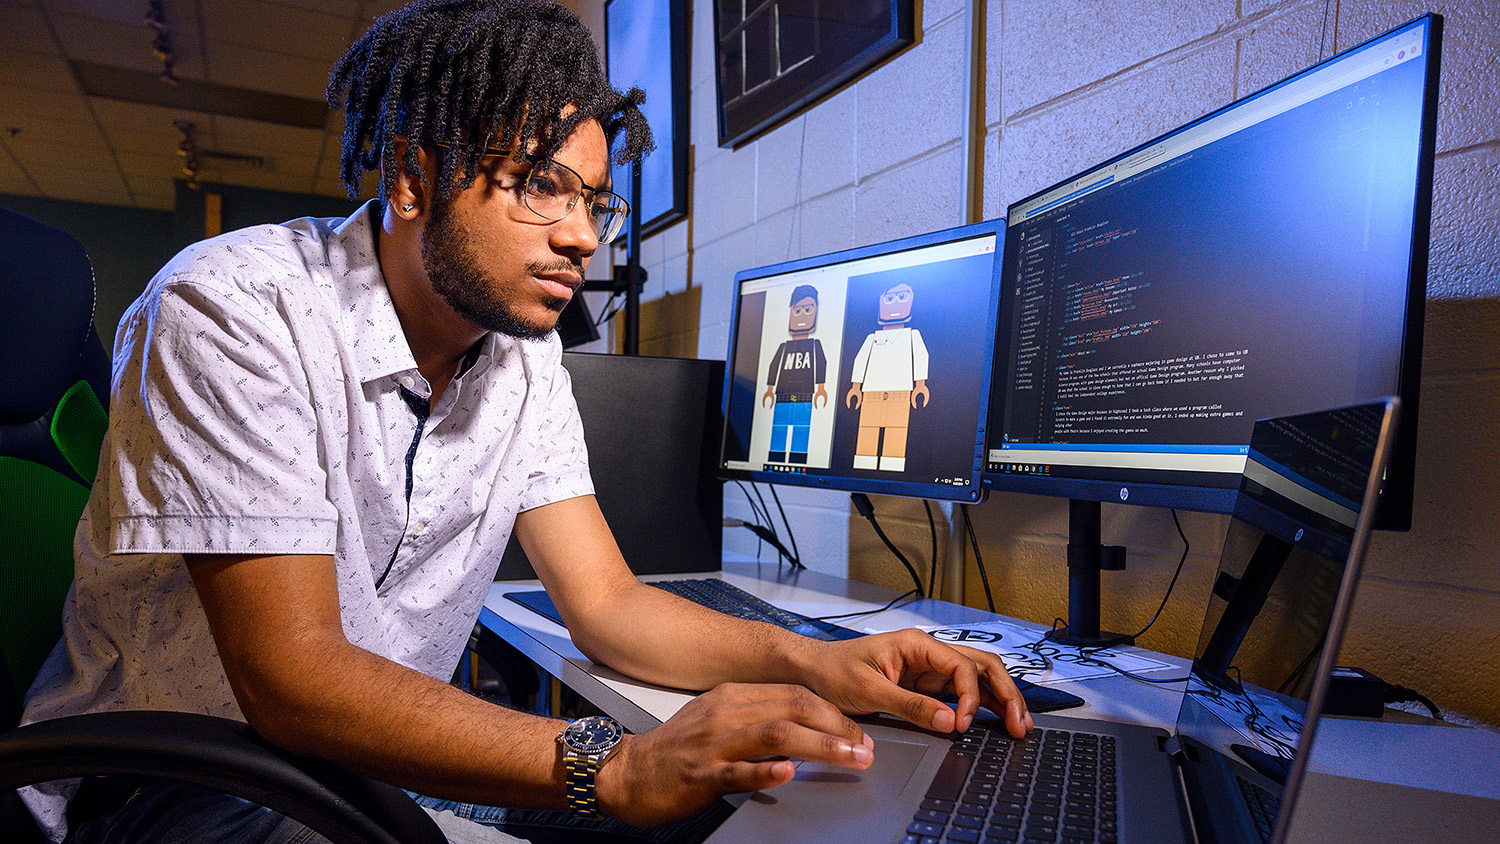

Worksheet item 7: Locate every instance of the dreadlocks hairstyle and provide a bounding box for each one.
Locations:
[328,0,653,202]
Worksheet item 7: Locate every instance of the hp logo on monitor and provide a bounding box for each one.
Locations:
[1119,487,1130,502]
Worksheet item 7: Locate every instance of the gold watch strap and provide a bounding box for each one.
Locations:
[562,751,602,818]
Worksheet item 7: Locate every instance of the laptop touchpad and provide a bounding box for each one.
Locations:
[707,734,941,844]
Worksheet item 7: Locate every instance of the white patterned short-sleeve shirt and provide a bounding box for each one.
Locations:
[21,202,593,835]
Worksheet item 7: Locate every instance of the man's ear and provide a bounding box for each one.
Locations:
[387,137,429,220]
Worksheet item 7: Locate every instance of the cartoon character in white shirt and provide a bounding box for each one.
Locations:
[845,282,929,471]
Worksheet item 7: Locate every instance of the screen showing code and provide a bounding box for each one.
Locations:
[990,43,1426,487]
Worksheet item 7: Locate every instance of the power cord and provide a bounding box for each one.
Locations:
[961,502,996,612]
[922,500,939,600]
[766,485,804,569]
[809,588,920,622]
[729,482,802,569]
[851,493,925,597]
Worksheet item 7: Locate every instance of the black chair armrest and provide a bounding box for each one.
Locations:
[0,711,445,844]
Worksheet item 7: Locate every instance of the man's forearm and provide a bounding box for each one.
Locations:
[564,578,823,691]
[240,628,575,808]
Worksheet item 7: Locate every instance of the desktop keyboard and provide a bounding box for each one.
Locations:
[649,578,863,641]
[904,725,1119,844]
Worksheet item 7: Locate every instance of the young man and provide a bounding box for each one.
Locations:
[21,2,1030,841]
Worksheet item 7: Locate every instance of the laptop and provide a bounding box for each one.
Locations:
[703,398,1401,844]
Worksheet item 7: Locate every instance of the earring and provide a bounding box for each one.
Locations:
[402,203,414,212]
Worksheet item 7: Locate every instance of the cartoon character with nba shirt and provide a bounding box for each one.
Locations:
[845,282,929,471]
[762,285,828,464]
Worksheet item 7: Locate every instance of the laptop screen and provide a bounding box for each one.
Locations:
[1174,399,1398,842]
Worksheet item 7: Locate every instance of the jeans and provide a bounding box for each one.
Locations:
[67,780,731,844]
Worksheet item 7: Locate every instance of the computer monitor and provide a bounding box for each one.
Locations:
[718,220,1004,503]
[982,16,1440,643]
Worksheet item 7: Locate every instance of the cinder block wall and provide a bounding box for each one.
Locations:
[584,1,1500,724]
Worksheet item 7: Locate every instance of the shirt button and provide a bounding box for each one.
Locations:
[411,522,426,538]
[399,375,415,390]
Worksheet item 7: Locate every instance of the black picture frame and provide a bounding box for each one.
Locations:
[714,0,915,149]
[606,0,689,237]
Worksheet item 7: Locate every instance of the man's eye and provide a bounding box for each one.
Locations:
[528,173,564,197]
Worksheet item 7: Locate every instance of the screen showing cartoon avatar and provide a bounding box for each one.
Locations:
[721,227,1000,499]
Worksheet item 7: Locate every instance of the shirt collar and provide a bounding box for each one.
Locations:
[326,200,428,385]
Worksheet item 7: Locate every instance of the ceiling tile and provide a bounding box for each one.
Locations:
[208,39,336,101]
[50,11,206,79]
[210,115,326,156]
[202,0,354,62]
[0,3,57,54]
[0,47,75,91]
[31,160,127,194]
[0,82,91,125]
[40,0,150,27]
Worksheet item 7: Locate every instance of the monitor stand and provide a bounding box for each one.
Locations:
[1045,499,1135,648]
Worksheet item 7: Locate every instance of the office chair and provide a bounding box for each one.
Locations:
[0,206,446,844]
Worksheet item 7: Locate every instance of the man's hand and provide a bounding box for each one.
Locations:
[595,683,874,827]
[797,629,1032,739]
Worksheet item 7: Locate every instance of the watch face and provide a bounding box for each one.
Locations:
[563,716,623,754]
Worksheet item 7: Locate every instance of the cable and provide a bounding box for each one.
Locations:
[732,481,770,527]
[810,588,919,622]
[1119,508,1191,644]
[767,485,804,569]
[723,519,799,566]
[962,503,996,613]
[1385,684,1442,720]
[922,500,939,599]
[851,493,925,596]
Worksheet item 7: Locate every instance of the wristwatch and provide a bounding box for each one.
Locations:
[557,715,625,818]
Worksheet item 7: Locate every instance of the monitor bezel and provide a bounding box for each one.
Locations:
[981,14,1441,529]
[717,219,1006,503]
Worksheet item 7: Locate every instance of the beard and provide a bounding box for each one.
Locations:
[420,199,573,340]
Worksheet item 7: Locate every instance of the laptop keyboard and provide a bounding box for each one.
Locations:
[649,578,859,641]
[903,726,1119,844]
[1236,775,1281,843]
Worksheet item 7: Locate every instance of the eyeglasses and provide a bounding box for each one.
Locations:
[434,143,631,244]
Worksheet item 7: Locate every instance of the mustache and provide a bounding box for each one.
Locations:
[526,259,583,275]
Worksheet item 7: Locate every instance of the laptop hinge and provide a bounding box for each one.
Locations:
[1161,734,1187,760]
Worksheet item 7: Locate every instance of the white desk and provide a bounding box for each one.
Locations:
[477,563,1500,844]
[477,561,1186,732]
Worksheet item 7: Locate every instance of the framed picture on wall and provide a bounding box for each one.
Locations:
[605,0,689,237]
[714,0,915,149]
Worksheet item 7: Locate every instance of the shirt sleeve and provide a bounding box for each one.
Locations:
[515,341,594,513]
[104,270,339,555]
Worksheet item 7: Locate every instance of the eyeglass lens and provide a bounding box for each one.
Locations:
[523,159,629,244]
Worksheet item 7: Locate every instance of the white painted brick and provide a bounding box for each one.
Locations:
[1369,369,1500,582]
[854,145,968,244]
[689,0,715,89]
[1234,5,1333,98]
[751,205,800,266]
[998,41,1236,208]
[689,72,728,164]
[796,186,857,258]
[690,144,758,243]
[697,318,730,360]
[755,115,808,219]
[799,85,859,202]
[998,0,1235,120]
[1428,145,1500,300]
[856,14,966,180]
